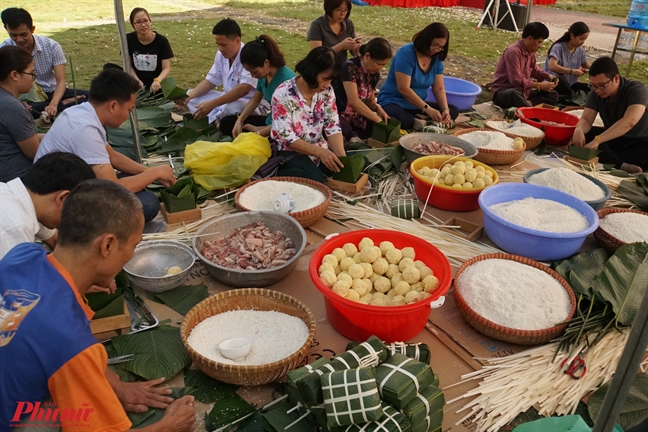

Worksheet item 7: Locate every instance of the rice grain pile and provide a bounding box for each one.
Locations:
[527,168,606,201]
[188,310,309,365]
[486,120,544,137]
[489,197,589,233]
[460,131,516,150]
[239,180,325,212]
[599,212,648,243]
[457,259,572,330]
[565,109,604,127]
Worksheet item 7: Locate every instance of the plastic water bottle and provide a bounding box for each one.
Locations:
[618,31,633,58]
[273,193,294,214]
[627,0,648,29]
[637,34,648,59]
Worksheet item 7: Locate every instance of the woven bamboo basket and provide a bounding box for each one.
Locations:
[453,128,526,165]
[235,176,332,228]
[181,288,317,386]
[594,207,648,254]
[484,117,545,150]
[453,253,577,345]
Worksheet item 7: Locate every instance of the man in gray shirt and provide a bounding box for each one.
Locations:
[573,57,648,173]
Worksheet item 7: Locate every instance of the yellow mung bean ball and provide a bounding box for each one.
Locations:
[398,257,415,272]
[334,265,341,275]
[370,273,381,283]
[411,282,423,292]
[374,276,391,293]
[337,273,352,285]
[319,263,335,275]
[462,182,473,189]
[441,165,452,175]
[513,137,525,150]
[353,252,363,264]
[340,257,356,272]
[360,246,380,263]
[332,281,350,297]
[453,174,465,185]
[393,280,411,296]
[360,263,373,278]
[391,273,404,288]
[429,168,440,178]
[358,237,374,251]
[452,183,462,188]
[465,170,477,183]
[385,248,402,264]
[420,291,431,299]
[372,257,389,275]
[405,291,421,304]
[385,289,395,298]
[414,260,426,269]
[402,266,421,284]
[444,173,455,186]
[422,275,440,293]
[452,165,466,176]
[331,247,347,262]
[342,243,358,257]
[485,170,494,178]
[419,266,434,280]
[379,241,395,255]
[352,279,367,296]
[391,295,407,306]
[322,254,338,267]
[385,263,400,279]
[401,247,415,260]
[348,263,365,280]
[475,165,485,173]
[473,178,486,189]
[464,161,474,169]
[362,278,373,293]
[359,293,373,304]
[484,176,493,186]
[417,168,427,176]
[370,295,389,306]
[319,270,337,288]
[346,289,361,302]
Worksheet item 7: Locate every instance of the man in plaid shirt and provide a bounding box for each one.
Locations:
[1,7,89,119]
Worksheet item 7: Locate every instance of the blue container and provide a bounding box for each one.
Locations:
[426,76,482,111]
[478,183,599,261]
[628,0,648,29]
[523,168,612,210]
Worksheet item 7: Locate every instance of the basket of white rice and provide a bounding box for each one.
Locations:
[523,167,611,210]
[453,253,577,345]
[594,208,648,254]
[453,128,525,165]
[181,288,316,386]
[235,177,332,228]
[484,118,545,150]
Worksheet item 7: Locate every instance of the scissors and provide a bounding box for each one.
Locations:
[560,351,587,380]
[107,354,135,365]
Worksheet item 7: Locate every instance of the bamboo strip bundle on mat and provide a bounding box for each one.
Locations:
[447,330,643,432]
[326,199,499,267]
[142,200,234,241]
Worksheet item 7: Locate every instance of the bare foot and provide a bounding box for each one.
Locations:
[349,137,363,143]
[620,162,643,174]
[413,118,426,131]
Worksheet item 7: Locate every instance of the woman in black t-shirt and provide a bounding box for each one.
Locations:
[127,8,174,93]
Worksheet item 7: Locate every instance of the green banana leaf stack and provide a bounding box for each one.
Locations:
[346,341,431,365]
[322,368,383,427]
[330,403,411,432]
[332,154,365,183]
[160,177,199,213]
[372,118,402,144]
[375,353,436,410]
[402,385,445,432]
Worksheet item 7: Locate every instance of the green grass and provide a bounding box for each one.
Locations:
[550,0,631,18]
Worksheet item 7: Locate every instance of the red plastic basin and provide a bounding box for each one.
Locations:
[308,229,452,342]
[516,107,579,146]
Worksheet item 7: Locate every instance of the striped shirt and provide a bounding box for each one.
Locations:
[0,35,66,93]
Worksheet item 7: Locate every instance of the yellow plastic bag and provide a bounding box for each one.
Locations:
[184,133,272,190]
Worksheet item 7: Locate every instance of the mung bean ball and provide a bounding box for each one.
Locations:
[391,273,404,288]
[332,247,347,262]
[374,276,391,293]
[419,266,434,280]
[398,257,416,272]
[411,282,423,292]
[441,165,452,175]
[353,252,363,264]
[352,279,367,296]
[337,273,353,285]
[342,243,358,257]
[360,263,373,278]
[340,257,356,272]
[322,254,338,267]
[385,248,402,264]
[420,291,431,299]
[414,260,426,269]
[359,293,373,304]
[380,241,395,255]
[319,270,337,288]
[372,258,389,275]
[465,170,477,183]
[405,291,421,304]
[453,174,465,185]
[360,246,380,263]
[370,273,381,283]
[444,174,454,186]
[452,183,462,188]
[362,278,373,292]
[485,170,494,178]
[473,178,486,189]
[465,161,474,169]
[475,165,485,173]
[452,165,466,176]
[332,281,350,296]
[370,295,389,306]
[422,275,440,293]
[319,263,335,274]
[401,247,416,260]
[462,182,473,189]
[393,281,411,296]
[348,264,365,280]
[358,237,374,251]
[346,289,360,302]
[484,176,493,186]
[392,295,407,306]
[386,264,400,279]
[334,265,341,274]
[403,266,421,284]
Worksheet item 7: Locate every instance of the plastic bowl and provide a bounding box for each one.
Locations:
[399,132,478,164]
[516,107,579,147]
[410,155,499,212]
[308,229,452,342]
[523,168,612,210]
[426,76,482,111]
[478,183,599,261]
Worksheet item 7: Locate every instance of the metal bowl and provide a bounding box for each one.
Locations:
[123,240,196,293]
[192,211,307,288]
[399,132,478,164]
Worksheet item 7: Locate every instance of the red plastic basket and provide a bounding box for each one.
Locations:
[516,107,579,147]
[308,229,452,342]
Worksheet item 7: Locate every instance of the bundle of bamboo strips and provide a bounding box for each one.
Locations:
[448,330,640,432]
[374,172,416,214]
[326,198,499,266]
[142,200,234,241]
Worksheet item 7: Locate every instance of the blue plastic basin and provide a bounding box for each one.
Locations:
[478,183,599,261]
[523,168,612,211]
[426,76,482,111]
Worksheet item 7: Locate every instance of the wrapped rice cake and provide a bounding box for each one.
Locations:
[330,403,411,432]
[322,368,383,427]
[402,385,444,426]
[375,353,435,409]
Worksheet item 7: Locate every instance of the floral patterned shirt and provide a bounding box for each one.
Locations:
[333,55,380,130]
[271,77,342,160]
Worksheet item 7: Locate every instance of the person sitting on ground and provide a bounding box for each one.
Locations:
[377,23,459,131]
[231,35,296,139]
[0,7,89,119]
[34,68,176,224]
[183,18,259,134]
[126,7,174,93]
[572,56,648,173]
[0,45,43,183]
[271,47,345,182]
[333,37,392,142]
[0,179,196,432]
[491,22,558,110]
[307,0,360,63]
[545,22,591,97]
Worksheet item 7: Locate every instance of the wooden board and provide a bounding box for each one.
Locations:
[90,302,131,340]
[439,217,484,242]
[161,203,202,224]
[327,173,369,193]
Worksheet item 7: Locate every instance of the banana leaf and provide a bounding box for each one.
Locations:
[159,127,201,153]
[161,77,188,101]
[588,373,648,430]
[91,294,125,319]
[637,174,648,193]
[617,179,648,210]
[554,249,609,300]
[332,154,365,183]
[183,368,238,403]
[128,387,194,428]
[261,401,313,432]
[204,393,257,431]
[372,118,401,144]
[87,286,124,312]
[148,283,208,315]
[109,363,139,383]
[234,412,264,432]
[111,325,191,381]
[593,242,648,326]
[183,114,210,131]
[160,177,199,214]
[133,106,174,129]
[18,81,48,102]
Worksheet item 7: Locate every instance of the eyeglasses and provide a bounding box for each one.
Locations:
[20,71,37,80]
[134,19,151,26]
[334,8,349,13]
[589,79,612,91]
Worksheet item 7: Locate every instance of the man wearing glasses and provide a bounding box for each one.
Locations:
[572,57,648,173]
[0,7,89,119]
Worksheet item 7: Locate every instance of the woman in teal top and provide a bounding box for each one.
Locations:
[377,23,458,130]
[231,35,296,138]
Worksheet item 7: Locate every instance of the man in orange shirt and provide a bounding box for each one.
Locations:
[0,179,195,432]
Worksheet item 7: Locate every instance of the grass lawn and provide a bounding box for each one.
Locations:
[550,0,631,18]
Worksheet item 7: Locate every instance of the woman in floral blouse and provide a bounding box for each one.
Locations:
[271,46,345,182]
[333,38,392,142]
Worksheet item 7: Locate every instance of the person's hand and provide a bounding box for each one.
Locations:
[161,395,195,432]
[441,110,452,125]
[150,80,162,93]
[425,106,443,122]
[539,81,557,92]
[317,147,344,173]
[572,129,586,147]
[371,112,383,124]
[151,165,177,187]
[340,37,361,51]
[584,140,600,150]
[232,121,243,138]
[44,104,58,118]
[571,68,585,78]
[375,106,389,123]
[113,377,174,413]
[193,100,215,120]
[88,279,117,294]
